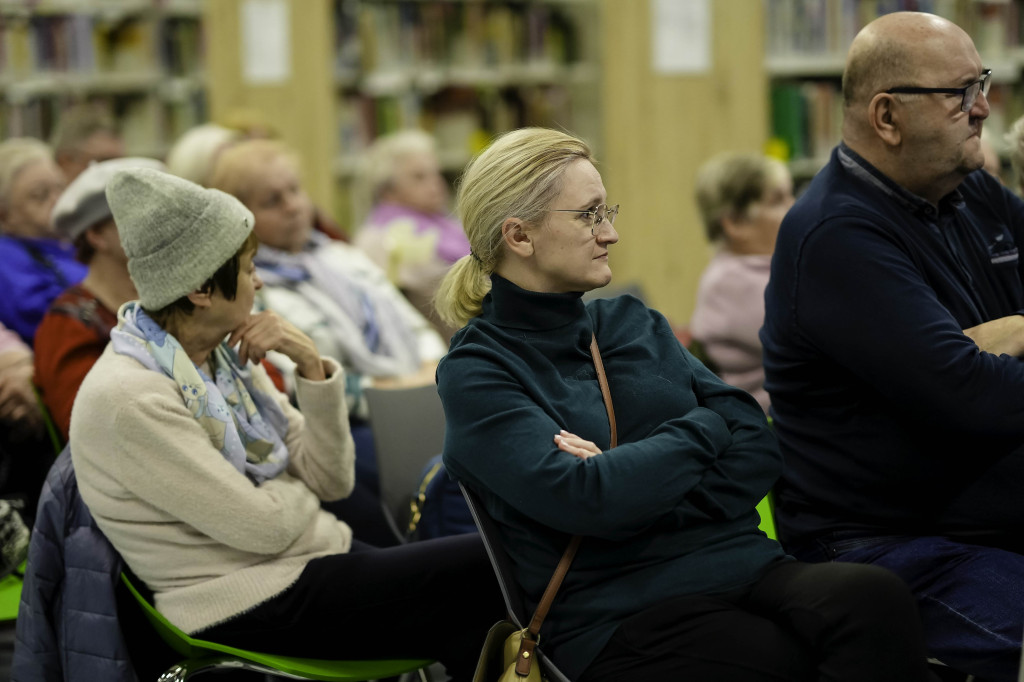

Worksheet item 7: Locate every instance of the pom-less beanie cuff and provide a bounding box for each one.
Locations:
[106,167,255,311]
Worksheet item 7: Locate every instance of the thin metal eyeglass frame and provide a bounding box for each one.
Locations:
[884,69,992,113]
[548,203,620,235]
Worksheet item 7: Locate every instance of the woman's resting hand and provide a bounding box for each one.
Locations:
[554,429,602,460]
[228,311,327,381]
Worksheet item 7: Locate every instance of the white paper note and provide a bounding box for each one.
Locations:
[242,0,291,84]
[651,0,711,75]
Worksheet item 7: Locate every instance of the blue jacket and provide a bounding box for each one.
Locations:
[12,448,136,682]
[762,144,1024,549]
[439,275,784,679]
[0,236,86,345]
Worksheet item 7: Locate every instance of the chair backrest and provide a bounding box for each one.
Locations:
[0,570,22,622]
[458,482,571,682]
[458,482,528,627]
[363,384,447,538]
[756,492,777,541]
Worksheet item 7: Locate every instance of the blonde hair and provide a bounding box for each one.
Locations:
[695,152,788,243]
[208,138,301,205]
[435,127,593,329]
[166,123,243,187]
[0,137,53,206]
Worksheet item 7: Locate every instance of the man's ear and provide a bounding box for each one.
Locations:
[868,93,903,147]
[186,288,213,309]
[501,218,533,257]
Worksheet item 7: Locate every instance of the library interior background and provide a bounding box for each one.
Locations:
[0,0,1017,332]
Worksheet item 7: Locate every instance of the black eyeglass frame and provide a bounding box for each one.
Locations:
[548,203,620,236]
[885,69,992,113]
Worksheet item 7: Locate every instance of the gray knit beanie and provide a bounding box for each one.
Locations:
[106,167,254,310]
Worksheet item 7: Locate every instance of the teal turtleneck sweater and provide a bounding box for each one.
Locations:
[438,275,786,679]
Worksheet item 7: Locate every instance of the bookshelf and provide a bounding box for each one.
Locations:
[765,0,1024,182]
[331,0,602,224]
[0,0,206,159]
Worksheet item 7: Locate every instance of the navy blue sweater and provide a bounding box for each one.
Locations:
[762,144,1024,550]
[438,275,785,679]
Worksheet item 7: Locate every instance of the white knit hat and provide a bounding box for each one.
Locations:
[106,167,254,310]
[51,157,166,243]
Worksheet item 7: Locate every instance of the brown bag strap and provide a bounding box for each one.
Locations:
[589,336,617,448]
[515,334,616,675]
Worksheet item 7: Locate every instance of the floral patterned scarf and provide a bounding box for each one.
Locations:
[110,302,290,484]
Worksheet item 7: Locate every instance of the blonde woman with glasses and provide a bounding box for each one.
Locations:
[435,127,939,682]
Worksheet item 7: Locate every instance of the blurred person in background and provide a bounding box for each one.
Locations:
[210,138,446,546]
[33,157,165,441]
[1004,114,1024,193]
[0,321,48,533]
[0,138,83,345]
[50,103,126,183]
[689,152,794,414]
[354,129,470,342]
[167,120,349,242]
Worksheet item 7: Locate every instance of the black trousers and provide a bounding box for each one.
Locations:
[581,560,941,682]
[198,533,503,681]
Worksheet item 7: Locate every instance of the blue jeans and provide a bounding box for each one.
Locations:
[796,534,1024,682]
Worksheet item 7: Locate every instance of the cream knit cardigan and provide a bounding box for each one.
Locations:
[70,346,356,634]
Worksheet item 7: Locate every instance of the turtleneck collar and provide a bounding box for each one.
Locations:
[482,274,586,331]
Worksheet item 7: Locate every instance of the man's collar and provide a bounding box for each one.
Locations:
[837,143,965,218]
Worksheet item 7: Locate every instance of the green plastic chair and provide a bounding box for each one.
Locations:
[120,573,434,681]
[756,492,778,541]
[0,565,24,622]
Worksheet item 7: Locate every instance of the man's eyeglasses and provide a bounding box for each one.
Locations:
[885,69,992,113]
[548,203,620,235]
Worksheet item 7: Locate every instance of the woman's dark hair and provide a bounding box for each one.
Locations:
[147,231,259,328]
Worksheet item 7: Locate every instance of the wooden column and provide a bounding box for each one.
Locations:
[202,0,336,215]
[600,0,766,325]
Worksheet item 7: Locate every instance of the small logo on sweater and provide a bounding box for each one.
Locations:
[989,234,1018,265]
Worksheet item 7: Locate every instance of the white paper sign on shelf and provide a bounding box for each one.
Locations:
[241,0,291,84]
[651,0,711,75]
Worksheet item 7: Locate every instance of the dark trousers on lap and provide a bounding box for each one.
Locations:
[581,560,939,682]
[198,533,503,682]
[795,533,1024,682]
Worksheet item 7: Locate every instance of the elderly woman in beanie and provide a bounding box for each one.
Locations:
[69,167,500,679]
[0,137,83,344]
[33,157,164,440]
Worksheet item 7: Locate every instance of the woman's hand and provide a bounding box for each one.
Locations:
[554,430,602,460]
[227,311,326,381]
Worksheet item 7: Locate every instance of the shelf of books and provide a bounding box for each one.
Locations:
[765,0,1024,181]
[0,0,206,158]
[330,0,601,221]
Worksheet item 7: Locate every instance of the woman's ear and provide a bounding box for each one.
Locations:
[501,218,534,257]
[720,212,748,244]
[868,93,903,147]
[186,289,213,309]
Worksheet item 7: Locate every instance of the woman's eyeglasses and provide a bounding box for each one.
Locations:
[548,203,620,235]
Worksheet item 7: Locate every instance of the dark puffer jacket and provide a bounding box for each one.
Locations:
[12,448,136,682]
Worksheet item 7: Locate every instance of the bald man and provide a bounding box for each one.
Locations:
[761,12,1024,681]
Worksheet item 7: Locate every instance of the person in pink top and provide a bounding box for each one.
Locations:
[689,153,794,414]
